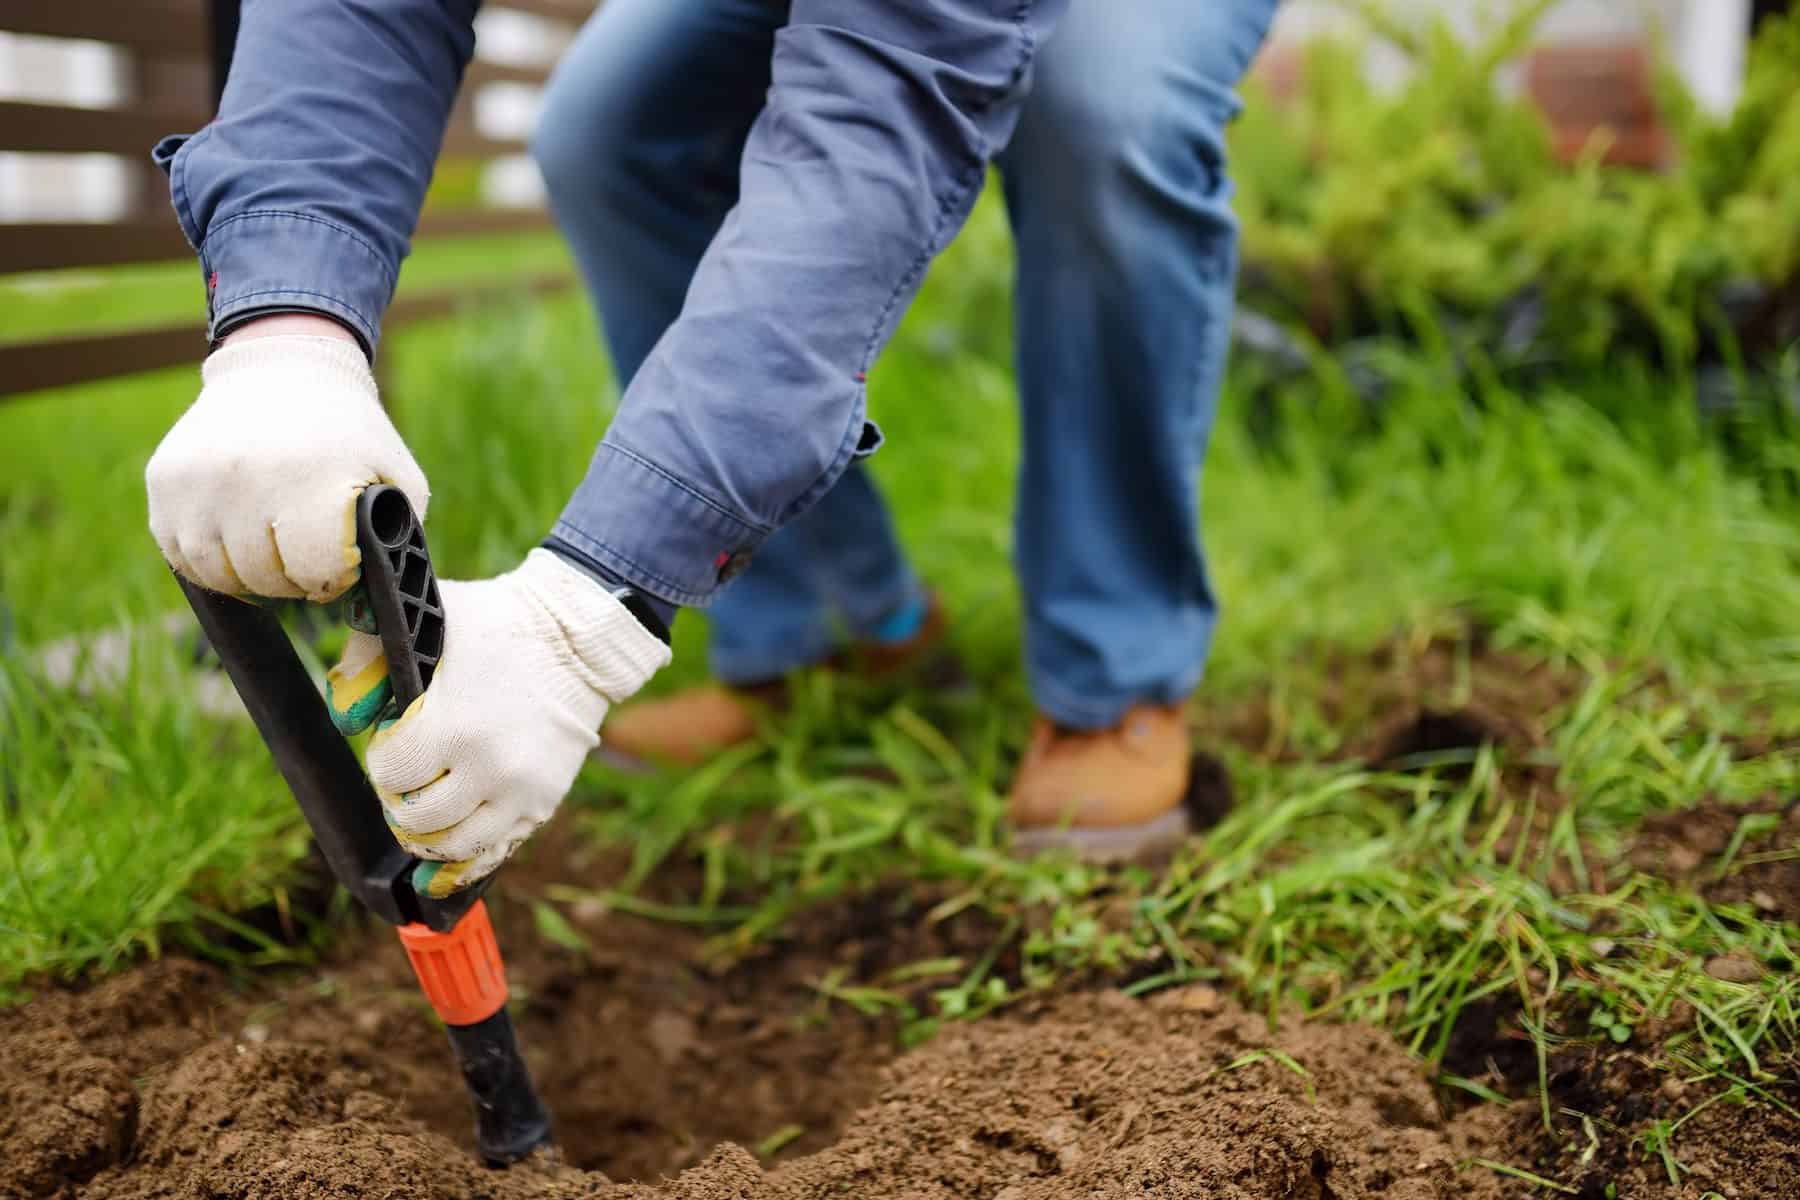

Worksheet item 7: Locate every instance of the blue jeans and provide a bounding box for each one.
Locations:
[535,0,1277,727]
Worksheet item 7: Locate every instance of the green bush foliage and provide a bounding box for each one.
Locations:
[1230,2,1800,368]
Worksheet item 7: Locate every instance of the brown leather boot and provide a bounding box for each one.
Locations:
[1008,703,1193,862]
[599,681,783,767]
[602,593,952,767]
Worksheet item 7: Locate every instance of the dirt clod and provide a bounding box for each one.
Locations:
[1,1030,137,1198]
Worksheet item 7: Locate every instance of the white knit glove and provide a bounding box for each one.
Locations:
[145,335,429,603]
[327,549,671,898]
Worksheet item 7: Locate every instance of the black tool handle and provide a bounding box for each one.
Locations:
[447,1010,554,1165]
[176,486,553,1165]
[177,577,419,926]
[351,487,552,1162]
[173,490,491,930]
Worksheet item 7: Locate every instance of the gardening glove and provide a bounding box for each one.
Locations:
[327,549,672,898]
[145,335,429,603]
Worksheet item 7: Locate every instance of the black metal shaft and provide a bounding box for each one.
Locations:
[176,578,418,927]
[176,569,483,933]
[446,1009,554,1165]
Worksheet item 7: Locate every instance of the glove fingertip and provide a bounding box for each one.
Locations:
[413,858,476,899]
[341,580,379,635]
[325,662,392,736]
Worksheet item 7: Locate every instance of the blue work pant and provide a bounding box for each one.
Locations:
[535,0,1278,726]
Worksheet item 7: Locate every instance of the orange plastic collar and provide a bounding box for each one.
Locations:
[396,899,509,1027]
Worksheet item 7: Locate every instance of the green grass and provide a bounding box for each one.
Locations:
[0,632,322,987]
[2,188,1796,1187]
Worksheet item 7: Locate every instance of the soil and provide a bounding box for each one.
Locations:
[5,632,1795,1199]
[7,813,1793,1200]
[6,945,1520,1200]
[1629,796,1800,924]
[1500,1037,1800,1200]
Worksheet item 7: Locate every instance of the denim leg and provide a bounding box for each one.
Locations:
[792,465,925,637]
[996,0,1278,729]
[532,0,782,384]
[553,0,1068,607]
[532,0,916,682]
[703,464,920,683]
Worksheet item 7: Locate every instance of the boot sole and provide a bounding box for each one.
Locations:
[593,744,660,773]
[1009,751,1228,865]
[1009,807,1192,865]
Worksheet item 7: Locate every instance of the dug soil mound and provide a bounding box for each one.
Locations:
[0,805,1519,1200]
[11,956,1514,1200]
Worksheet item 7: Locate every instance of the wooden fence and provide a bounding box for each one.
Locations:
[0,0,592,401]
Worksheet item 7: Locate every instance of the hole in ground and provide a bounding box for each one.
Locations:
[1369,706,1507,770]
[264,823,925,1180]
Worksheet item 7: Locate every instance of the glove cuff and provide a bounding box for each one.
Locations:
[201,334,377,401]
[520,548,673,701]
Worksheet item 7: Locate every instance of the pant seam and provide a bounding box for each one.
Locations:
[605,439,774,535]
[853,0,1039,375]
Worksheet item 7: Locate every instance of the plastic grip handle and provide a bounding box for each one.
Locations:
[354,484,443,710]
[176,494,552,1165]
[352,484,493,928]
[351,487,552,1163]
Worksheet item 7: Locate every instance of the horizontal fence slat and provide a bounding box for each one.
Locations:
[3,0,207,55]
[0,219,191,274]
[0,324,201,398]
[1,271,575,401]
[0,100,208,155]
[0,210,552,275]
[464,60,556,87]
[484,1,594,26]
[439,128,531,159]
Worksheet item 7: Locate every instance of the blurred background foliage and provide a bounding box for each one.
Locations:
[1229,2,1800,371]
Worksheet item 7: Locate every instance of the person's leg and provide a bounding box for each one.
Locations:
[995,0,1278,850]
[533,0,919,687]
[533,0,778,383]
[793,465,930,642]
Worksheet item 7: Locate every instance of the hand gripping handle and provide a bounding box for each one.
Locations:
[172,486,550,1164]
[353,485,551,1164]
